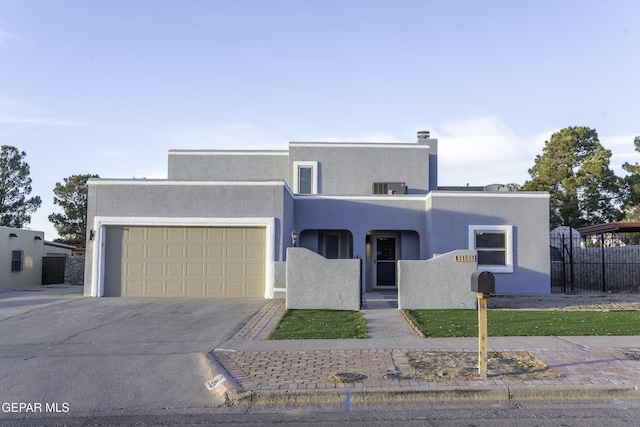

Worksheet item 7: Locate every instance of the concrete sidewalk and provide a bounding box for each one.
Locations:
[212,293,640,405]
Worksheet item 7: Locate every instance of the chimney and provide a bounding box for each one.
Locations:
[417,130,430,143]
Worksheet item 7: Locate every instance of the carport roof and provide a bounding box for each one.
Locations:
[577,221,640,235]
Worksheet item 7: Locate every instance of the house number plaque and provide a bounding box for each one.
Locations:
[455,255,476,262]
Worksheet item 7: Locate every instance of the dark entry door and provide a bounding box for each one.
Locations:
[374,235,398,288]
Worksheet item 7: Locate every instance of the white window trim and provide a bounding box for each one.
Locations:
[468,225,513,273]
[293,161,318,194]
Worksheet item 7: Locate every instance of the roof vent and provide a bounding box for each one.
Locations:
[484,184,508,192]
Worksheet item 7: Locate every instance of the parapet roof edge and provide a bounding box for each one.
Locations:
[168,150,288,155]
[88,179,287,186]
[289,142,430,149]
[428,191,550,199]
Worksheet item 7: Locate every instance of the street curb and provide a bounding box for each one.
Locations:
[200,352,252,407]
[231,385,640,406]
[507,385,640,401]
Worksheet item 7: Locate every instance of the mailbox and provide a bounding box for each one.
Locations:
[471,271,495,294]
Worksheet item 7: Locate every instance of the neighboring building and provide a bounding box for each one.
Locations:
[1,226,45,289]
[44,240,75,257]
[84,132,551,302]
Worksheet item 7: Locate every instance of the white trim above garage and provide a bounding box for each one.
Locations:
[89,217,275,298]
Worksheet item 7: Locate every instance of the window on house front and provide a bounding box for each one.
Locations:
[468,225,513,273]
[322,233,340,259]
[11,250,24,272]
[293,161,318,194]
[299,167,313,194]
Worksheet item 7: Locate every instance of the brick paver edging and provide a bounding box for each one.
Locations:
[212,346,640,396]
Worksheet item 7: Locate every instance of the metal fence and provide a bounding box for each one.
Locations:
[42,256,66,285]
[551,232,640,293]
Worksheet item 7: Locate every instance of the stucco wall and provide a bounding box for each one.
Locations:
[426,192,550,294]
[289,143,433,195]
[293,196,428,290]
[286,247,360,310]
[168,150,289,181]
[398,250,478,309]
[84,180,290,296]
[0,227,44,289]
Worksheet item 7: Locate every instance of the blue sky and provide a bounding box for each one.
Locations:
[1,0,639,240]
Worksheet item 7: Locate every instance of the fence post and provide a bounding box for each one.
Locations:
[569,226,575,293]
[561,234,566,293]
[600,233,606,292]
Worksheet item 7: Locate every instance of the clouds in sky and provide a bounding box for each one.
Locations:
[0,114,84,127]
[434,117,637,187]
[0,29,19,45]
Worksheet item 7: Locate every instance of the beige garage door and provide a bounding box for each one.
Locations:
[104,226,265,297]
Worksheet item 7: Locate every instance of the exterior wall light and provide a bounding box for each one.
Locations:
[291,230,297,247]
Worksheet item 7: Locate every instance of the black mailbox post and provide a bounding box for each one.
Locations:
[471,270,495,378]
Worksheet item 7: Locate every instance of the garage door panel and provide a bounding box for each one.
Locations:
[246,263,264,278]
[245,281,264,297]
[166,281,184,296]
[206,245,224,259]
[186,282,204,296]
[126,244,145,258]
[125,263,145,277]
[226,246,245,259]
[166,263,185,277]
[187,245,204,258]
[166,228,184,240]
[226,228,245,241]
[147,245,165,258]
[246,245,265,260]
[206,281,224,295]
[124,281,145,296]
[187,263,204,277]
[167,245,184,258]
[147,281,164,294]
[206,263,224,278]
[126,227,146,240]
[206,228,224,239]
[104,226,266,298]
[187,228,206,241]
[147,263,164,276]
[225,281,245,297]
[225,263,245,278]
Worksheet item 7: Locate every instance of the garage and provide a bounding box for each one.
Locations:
[103,226,266,297]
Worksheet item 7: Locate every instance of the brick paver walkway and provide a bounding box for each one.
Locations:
[212,294,640,398]
[215,346,640,391]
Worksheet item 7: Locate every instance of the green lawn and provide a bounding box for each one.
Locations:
[267,309,367,340]
[404,309,640,337]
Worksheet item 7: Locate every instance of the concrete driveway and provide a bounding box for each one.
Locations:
[0,285,267,417]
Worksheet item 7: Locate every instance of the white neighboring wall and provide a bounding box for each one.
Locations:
[0,227,45,289]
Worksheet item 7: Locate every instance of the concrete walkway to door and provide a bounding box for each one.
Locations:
[361,290,418,339]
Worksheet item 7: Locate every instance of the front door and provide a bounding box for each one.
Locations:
[373,234,399,288]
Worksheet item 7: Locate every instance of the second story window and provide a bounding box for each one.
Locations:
[299,166,313,194]
[293,161,318,194]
